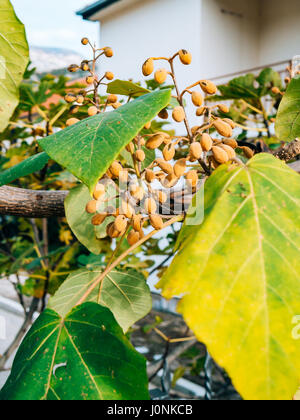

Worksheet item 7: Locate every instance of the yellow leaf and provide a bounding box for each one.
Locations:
[59,229,73,245]
[158,154,300,400]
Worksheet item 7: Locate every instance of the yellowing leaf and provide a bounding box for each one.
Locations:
[59,229,73,245]
[0,0,29,132]
[158,154,300,400]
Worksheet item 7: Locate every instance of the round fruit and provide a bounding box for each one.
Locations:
[213,119,233,138]
[135,149,146,162]
[174,158,187,178]
[223,118,236,129]
[155,69,168,84]
[146,134,165,150]
[219,144,236,160]
[145,197,157,215]
[218,104,229,113]
[88,106,98,117]
[107,94,118,104]
[223,138,238,149]
[172,106,185,123]
[142,58,154,76]
[128,230,140,246]
[150,215,164,230]
[191,91,204,107]
[199,80,217,95]
[157,190,167,204]
[196,107,206,116]
[200,133,213,152]
[92,213,107,226]
[179,49,192,65]
[145,169,155,183]
[121,201,134,219]
[212,146,229,164]
[189,142,202,160]
[158,109,169,120]
[93,183,106,200]
[68,64,79,73]
[105,71,114,80]
[132,215,143,232]
[242,146,254,159]
[86,76,94,85]
[77,95,85,104]
[65,93,77,103]
[86,200,97,214]
[110,161,123,178]
[163,143,175,161]
[156,158,173,175]
[104,47,113,57]
[130,185,145,201]
[81,38,89,45]
[66,118,79,127]
[114,215,128,233]
[185,170,198,188]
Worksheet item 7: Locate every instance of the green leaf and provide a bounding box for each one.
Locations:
[0,303,149,400]
[49,267,152,332]
[39,89,171,193]
[217,74,259,100]
[257,68,282,96]
[0,0,29,132]
[65,183,114,255]
[158,154,300,400]
[0,152,49,186]
[107,79,150,97]
[275,76,300,142]
[120,146,155,172]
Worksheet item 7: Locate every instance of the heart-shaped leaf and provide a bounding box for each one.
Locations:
[276,76,300,142]
[0,152,49,186]
[65,183,115,255]
[49,267,152,332]
[39,89,171,193]
[0,0,29,132]
[0,303,149,400]
[158,154,300,400]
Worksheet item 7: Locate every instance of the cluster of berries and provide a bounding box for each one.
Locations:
[77,47,255,245]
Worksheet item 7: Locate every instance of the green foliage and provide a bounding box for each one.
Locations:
[64,184,114,255]
[276,76,300,142]
[158,154,300,400]
[1,6,299,400]
[0,303,149,400]
[0,0,29,131]
[39,89,171,193]
[0,152,49,187]
[209,68,282,103]
[49,267,152,333]
[107,79,150,97]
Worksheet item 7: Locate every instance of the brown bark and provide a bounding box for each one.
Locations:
[0,186,68,218]
[0,142,299,219]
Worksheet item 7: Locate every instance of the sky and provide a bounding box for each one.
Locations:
[11,0,99,55]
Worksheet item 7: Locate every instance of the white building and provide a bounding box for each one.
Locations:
[77,0,300,85]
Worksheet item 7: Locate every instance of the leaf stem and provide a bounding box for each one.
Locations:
[76,215,183,306]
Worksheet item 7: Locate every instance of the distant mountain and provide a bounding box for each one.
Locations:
[30,46,83,75]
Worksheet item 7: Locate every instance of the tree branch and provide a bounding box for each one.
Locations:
[0,186,68,218]
[0,140,299,219]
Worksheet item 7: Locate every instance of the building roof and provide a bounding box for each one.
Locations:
[76,0,122,20]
